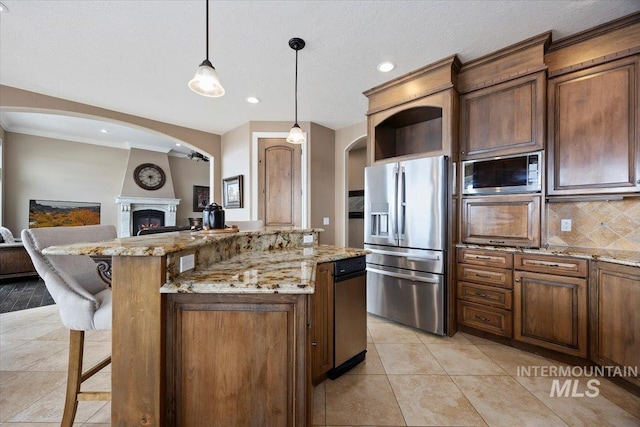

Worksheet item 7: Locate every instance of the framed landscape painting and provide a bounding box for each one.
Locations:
[29,200,100,228]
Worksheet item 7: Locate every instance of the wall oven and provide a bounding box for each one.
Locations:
[463,151,542,195]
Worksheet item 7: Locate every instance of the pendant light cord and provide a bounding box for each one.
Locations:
[205,0,209,61]
[294,48,298,124]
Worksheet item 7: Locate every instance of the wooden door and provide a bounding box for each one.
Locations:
[461,195,541,248]
[548,56,640,195]
[591,262,640,387]
[514,271,587,357]
[258,138,302,227]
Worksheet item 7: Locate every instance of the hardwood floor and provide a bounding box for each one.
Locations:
[0,277,53,313]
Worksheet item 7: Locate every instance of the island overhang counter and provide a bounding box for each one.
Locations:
[42,228,368,426]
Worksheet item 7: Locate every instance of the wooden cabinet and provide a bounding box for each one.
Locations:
[371,104,443,162]
[164,293,308,426]
[364,56,460,165]
[0,244,37,280]
[591,262,640,387]
[513,253,588,357]
[461,195,541,248]
[460,72,545,159]
[309,262,333,384]
[457,248,513,337]
[548,56,640,195]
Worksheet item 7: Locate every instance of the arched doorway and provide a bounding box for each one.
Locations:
[344,136,367,248]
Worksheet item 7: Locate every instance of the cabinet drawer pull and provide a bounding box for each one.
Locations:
[474,315,491,322]
[489,240,505,244]
[475,273,493,278]
[476,293,491,298]
[470,255,493,260]
[526,260,572,269]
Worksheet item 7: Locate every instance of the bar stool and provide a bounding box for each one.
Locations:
[21,225,116,427]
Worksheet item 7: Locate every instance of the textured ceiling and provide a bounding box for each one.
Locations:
[1,0,638,142]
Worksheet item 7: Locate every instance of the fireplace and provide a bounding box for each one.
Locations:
[132,209,165,236]
[115,196,181,237]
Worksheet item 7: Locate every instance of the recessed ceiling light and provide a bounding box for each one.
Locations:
[100,129,108,134]
[246,97,260,104]
[377,61,395,73]
[0,2,9,13]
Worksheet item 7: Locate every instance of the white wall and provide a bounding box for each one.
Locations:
[168,156,210,226]
[3,131,209,235]
[334,121,367,246]
[347,147,366,248]
[4,132,128,234]
[220,123,251,221]
[120,148,177,199]
[348,148,366,191]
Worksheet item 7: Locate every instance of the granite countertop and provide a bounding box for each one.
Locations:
[41,227,322,257]
[161,245,369,294]
[457,243,640,268]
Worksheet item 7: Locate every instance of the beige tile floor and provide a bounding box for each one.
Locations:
[1,305,639,426]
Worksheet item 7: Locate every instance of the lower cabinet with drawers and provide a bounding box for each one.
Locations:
[457,246,639,390]
[457,248,589,357]
[457,248,513,337]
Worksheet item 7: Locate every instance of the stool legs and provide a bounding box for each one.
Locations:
[61,330,84,427]
[61,329,112,427]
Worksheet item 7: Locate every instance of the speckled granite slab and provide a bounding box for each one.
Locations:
[41,228,322,257]
[457,243,640,268]
[161,245,368,294]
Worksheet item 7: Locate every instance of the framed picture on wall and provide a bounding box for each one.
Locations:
[193,185,210,212]
[29,200,101,228]
[223,175,243,209]
[348,190,364,218]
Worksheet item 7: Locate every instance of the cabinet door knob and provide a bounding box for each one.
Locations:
[311,342,317,347]
[515,278,520,282]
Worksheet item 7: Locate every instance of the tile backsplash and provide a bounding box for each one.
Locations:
[547,198,640,250]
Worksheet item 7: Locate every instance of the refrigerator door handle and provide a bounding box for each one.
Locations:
[393,166,399,239]
[368,248,441,261]
[399,167,406,240]
[367,267,441,285]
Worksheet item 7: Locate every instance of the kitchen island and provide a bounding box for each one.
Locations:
[42,228,368,426]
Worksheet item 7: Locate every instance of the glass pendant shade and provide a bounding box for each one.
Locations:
[286,123,306,144]
[189,59,225,97]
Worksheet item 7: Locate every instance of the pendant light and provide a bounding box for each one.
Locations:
[189,0,225,97]
[286,38,306,144]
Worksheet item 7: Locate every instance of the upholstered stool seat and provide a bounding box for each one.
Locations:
[22,225,116,427]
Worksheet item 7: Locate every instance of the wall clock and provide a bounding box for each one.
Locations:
[133,163,166,190]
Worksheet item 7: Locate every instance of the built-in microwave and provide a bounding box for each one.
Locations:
[462,151,542,195]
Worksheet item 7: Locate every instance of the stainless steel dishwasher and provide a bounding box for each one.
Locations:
[328,256,367,379]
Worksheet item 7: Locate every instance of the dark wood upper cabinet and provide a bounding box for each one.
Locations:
[460,72,546,159]
[547,56,640,195]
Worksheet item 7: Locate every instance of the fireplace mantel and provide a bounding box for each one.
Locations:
[115,196,181,237]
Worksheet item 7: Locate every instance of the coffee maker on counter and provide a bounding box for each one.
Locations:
[202,203,225,230]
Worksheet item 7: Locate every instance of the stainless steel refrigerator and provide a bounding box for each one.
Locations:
[364,155,447,335]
